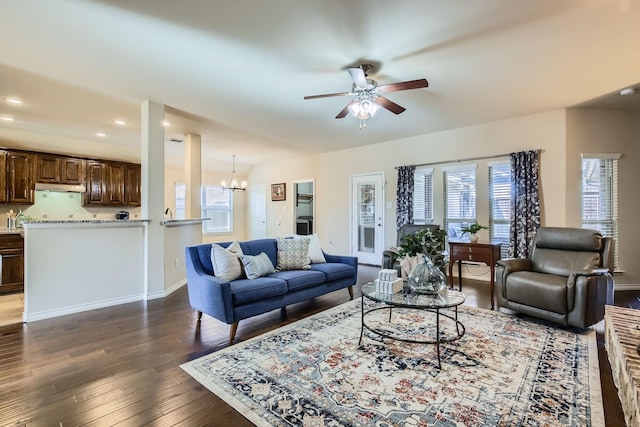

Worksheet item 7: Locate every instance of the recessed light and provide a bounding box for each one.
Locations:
[113,119,126,125]
[0,116,15,122]
[3,97,23,105]
[619,87,637,96]
[96,132,106,137]
[163,121,171,127]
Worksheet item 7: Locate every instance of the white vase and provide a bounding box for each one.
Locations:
[469,233,479,243]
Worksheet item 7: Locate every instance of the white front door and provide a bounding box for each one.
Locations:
[351,172,384,265]
[250,184,267,239]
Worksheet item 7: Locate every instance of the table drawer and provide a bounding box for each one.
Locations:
[450,245,493,261]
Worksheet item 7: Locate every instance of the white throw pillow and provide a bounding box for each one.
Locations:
[210,242,244,281]
[295,234,326,264]
[239,252,275,279]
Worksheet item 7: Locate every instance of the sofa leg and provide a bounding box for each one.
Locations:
[197,311,203,321]
[229,321,239,344]
[280,307,287,319]
[348,286,354,300]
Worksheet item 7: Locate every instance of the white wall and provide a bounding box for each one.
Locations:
[164,223,201,294]
[248,110,567,254]
[24,222,146,321]
[165,166,248,244]
[566,108,640,283]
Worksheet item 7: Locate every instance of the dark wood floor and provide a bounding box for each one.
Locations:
[0,266,634,426]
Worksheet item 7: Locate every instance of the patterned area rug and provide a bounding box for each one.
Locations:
[181,299,604,426]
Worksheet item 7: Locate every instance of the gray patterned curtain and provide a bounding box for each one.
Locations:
[509,150,541,258]
[396,165,415,229]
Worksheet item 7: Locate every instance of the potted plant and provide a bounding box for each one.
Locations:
[397,226,448,275]
[460,223,489,243]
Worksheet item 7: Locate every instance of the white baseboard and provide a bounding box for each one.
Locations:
[24,280,189,323]
[24,294,144,323]
[146,279,187,300]
[614,283,640,291]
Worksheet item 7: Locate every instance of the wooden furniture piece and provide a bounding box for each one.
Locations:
[605,305,640,427]
[448,241,501,309]
[0,146,141,207]
[0,233,24,295]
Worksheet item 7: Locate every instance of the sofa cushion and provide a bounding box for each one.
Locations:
[310,263,356,282]
[210,242,244,281]
[505,271,568,314]
[240,252,275,279]
[240,239,278,267]
[230,277,287,305]
[294,233,326,263]
[276,237,311,271]
[270,270,326,291]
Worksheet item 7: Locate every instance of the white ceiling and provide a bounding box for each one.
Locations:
[0,0,639,173]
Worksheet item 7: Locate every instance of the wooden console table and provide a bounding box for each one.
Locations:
[605,305,640,427]
[448,241,501,309]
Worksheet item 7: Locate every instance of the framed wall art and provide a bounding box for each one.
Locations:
[271,183,286,201]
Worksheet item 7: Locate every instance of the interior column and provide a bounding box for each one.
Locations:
[184,133,202,219]
[141,100,166,297]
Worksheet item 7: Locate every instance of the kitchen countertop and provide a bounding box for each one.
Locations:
[21,219,151,229]
[0,228,24,235]
[162,218,210,227]
[23,219,151,224]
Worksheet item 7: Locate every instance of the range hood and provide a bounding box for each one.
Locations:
[35,183,86,193]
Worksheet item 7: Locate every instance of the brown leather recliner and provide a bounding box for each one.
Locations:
[495,227,614,328]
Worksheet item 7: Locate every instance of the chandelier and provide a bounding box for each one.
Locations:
[221,154,247,191]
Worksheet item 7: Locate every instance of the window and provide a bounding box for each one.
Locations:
[581,154,619,269]
[489,162,511,259]
[443,165,477,241]
[175,183,186,220]
[202,186,233,233]
[413,167,433,224]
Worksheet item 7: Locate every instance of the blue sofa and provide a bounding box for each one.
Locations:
[185,238,358,343]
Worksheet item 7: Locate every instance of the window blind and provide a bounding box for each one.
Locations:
[444,167,476,241]
[201,186,234,233]
[413,167,433,224]
[581,157,619,269]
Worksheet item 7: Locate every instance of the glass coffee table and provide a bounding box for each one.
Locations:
[359,282,466,369]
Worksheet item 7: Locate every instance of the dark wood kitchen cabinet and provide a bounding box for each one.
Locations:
[0,151,7,203]
[36,154,85,185]
[0,234,24,295]
[105,162,126,206]
[7,151,35,204]
[85,160,107,205]
[125,163,141,207]
[84,160,140,207]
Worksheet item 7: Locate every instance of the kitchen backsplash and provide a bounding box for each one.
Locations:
[0,191,142,224]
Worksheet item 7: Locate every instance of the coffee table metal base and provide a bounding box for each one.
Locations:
[359,303,465,369]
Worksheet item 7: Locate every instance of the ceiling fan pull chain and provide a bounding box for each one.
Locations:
[360,119,366,129]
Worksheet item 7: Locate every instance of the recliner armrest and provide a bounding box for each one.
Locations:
[496,258,532,275]
[572,268,611,277]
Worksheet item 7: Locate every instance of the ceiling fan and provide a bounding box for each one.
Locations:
[304,64,428,128]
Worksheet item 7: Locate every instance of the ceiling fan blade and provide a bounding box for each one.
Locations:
[372,96,406,115]
[347,67,369,89]
[304,91,351,100]
[378,79,429,93]
[335,100,358,119]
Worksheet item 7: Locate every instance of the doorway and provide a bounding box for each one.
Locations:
[250,184,267,239]
[350,172,384,265]
[293,179,315,235]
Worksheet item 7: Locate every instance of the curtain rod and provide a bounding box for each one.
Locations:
[394,149,542,170]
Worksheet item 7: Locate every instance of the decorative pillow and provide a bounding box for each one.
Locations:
[276,237,311,271]
[239,252,275,279]
[210,242,244,281]
[295,233,326,264]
